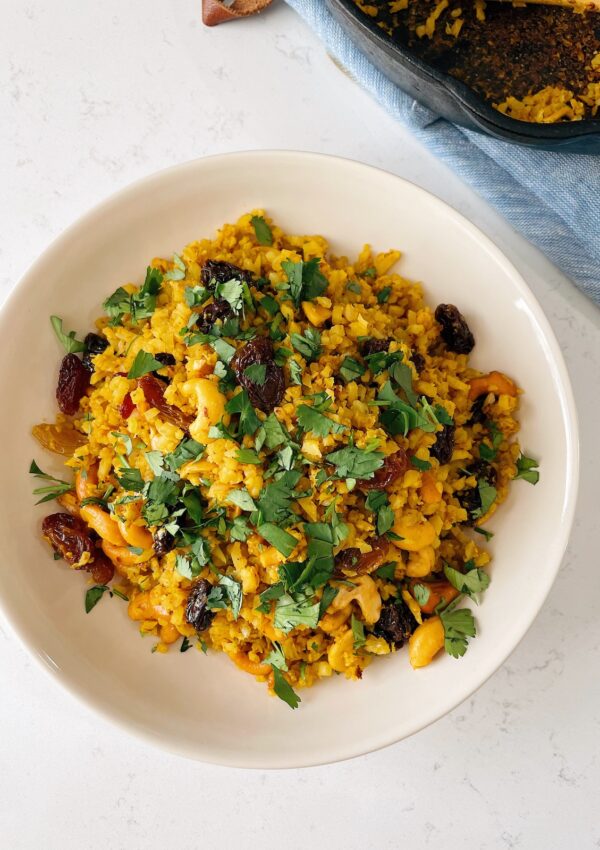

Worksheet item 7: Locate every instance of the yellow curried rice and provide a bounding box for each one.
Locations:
[32,212,538,708]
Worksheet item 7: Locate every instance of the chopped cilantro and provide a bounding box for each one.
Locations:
[362,267,376,278]
[244,363,267,386]
[318,584,339,619]
[440,603,477,658]
[326,443,385,481]
[444,563,490,599]
[103,266,162,325]
[479,421,504,461]
[515,452,540,485]
[127,350,165,379]
[85,585,110,613]
[258,523,297,557]
[226,389,260,436]
[473,526,494,541]
[377,286,392,304]
[29,460,73,504]
[164,253,186,281]
[389,361,418,407]
[290,327,322,362]
[411,456,432,471]
[346,281,362,294]
[256,413,291,451]
[296,404,345,438]
[210,338,237,365]
[115,466,145,491]
[339,357,366,384]
[227,488,257,512]
[236,447,262,465]
[256,582,285,614]
[217,574,243,620]
[264,640,287,670]
[274,592,320,633]
[374,562,397,581]
[289,358,303,386]
[474,481,497,519]
[250,215,273,246]
[229,515,252,542]
[214,278,245,314]
[351,614,366,649]
[412,583,430,606]
[180,636,193,652]
[259,294,279,316]
[165,438,204,471]
[184,286,209,308]
[50,316,86,354]
[272,666,301,709]
[281,257,328,306]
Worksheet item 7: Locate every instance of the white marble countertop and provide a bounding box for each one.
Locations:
[1,2,599,847]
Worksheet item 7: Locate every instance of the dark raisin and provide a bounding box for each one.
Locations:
[357,450,408,491]
[457,487,481,526]
[334,538,388,577]
[154,353,176,367]
[119,393,135,419]
[201,260,254,288]
[89,551,115,585]
[185,579,215,633]
[138,375,193,431]
[430,423,455,465]
[153,527,175,558]
[373,599,416,648]
[468,394,487,425]
[56,354,90,415]
[467,459,497,487]
[82,333,109,372]
[42,513,96,568]
[434,304,475,354]
[412,352,426,374]
[196,299,233,334]
[231,336,285,413]
[360,337,391,357]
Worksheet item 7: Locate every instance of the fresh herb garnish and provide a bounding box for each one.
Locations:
[326,443,385,482]
[514,452,540,485]
[443,563,490,600]
[250,215,273,246]
[103,266,163,325]
[440,601,477,658]
[473,526,494,541]
[374,562,397,580]
[479,421,503,461]
[272,665,301,709]
[50,316,86,354]
[180,636,193,652]
[377,286,392,304]
[351,614,366,649]
[364,489,395,536]
[127,350,165,379]
[339,357,366,384]
[256,582,285,614]
[236,447,262,465]
[473,481,497,519]
[164,253,186,281]
[244,363,267,386]
[281,258,328,307]
[412,583,430,605]
[258,523,297,557]
[165,438,204,471]
[274,592,320,632]
[296,402,345,438]
[184,286,210,308]
[29,460,73,504]
[227,488,257,512]
[226,389,261,437]
[289,358,303,386]
[85,585,109,613]
[410,456,432,471]
[290,327,322,362]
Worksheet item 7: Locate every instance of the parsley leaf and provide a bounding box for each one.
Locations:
[515,452,540,485]
[258,523,297,557]
[29,460,73,504]
[444,563,490,599]
[351,614,366,649]
[127,350,165,379]
[290,328,322,362]
[440,605,477,658]
[50,316,85,354]
[272,665,301,709]
[250,215,273,246]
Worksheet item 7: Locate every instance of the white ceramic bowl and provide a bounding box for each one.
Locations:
[0,152,578,768]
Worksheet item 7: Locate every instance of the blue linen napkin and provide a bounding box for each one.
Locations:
[285,0,600,303]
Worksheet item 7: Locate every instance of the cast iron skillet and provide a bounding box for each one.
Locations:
[326,0,600,153]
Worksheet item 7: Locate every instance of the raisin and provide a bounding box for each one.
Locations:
[373,599,416,648]
[467,459,497,487]
[138,375,193,431]
[154,353,176,367]
[185,579,215,633]
[357,450,408,491]
[231,336,285,413]
[430,423,455,465]
[42,513,96,568]
[334,538,388,577]
[82,333,109,372]
[201,260,254,288]
[457,460,497,524]
[412,352,426,374]
[196,298,233,334]
[360,337,391,357]
[153,527,175,558]
[89,551,115,585]
[56,354,90,415]
[468,394,487,425]
[119,393,135,419]
[434,304,475,354]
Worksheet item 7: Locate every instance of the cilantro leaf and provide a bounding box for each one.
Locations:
[264,640,287,670]
[318,584,339,619]
[515,452,540,485]
[229,515,252,542]
[410,456,432,471]
[236,447,262,465]
[364,490,394,536]
[474,481,497,519]
[377,286,391,304]
[127,350,165,379]
[326,444,385,481]
[412,583,430,605]
[250,215,273,246]
[290,328,322,362]
[440,605,477,658]
[258,523,297,557]
[296,404,345,438]
[103,267,163,325]
[289,358,303,386]
[281,258,328,307]
[165,438,204,471]
[272,665,301,709]
[115,466,145,491]
[473,526,494,541]
[259,294,279,316]
[244,363,267,386]
[85,585,109,613]
[351,614,366,649]
[227,488,257,512]
[374,562,397,580]
[444,563,490,599]
[29,460,73,504]
[50,316,85,354]
[389,361,418,407]
[218,574,243,620]
[339,357,366,384]
[184,286,210,308]
[226,389,261,437]
[256,582,285,613]
[164,253,186,281]
[479,421,504,462]
[214,278,244,314]
[274,592,320,633]
[256,413,291,451]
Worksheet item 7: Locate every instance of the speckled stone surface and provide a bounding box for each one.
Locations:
[1,2,599,848]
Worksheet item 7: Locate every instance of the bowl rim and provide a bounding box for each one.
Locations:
[0,151,580,768]
[328,0,600,141]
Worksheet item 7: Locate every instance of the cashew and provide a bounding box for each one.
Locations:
[184,378,228,442]
[393,512,437,552]
[406,545,436,578]
[330,575,382,625]
[327,629,356,673]
[408,617,445,668]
